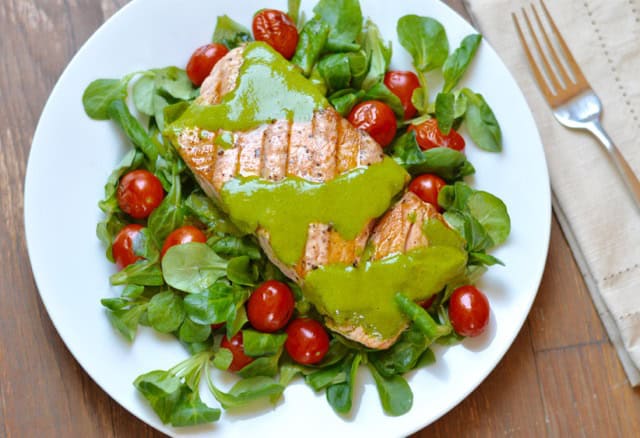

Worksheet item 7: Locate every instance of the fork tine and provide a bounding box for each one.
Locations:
[521,7,562,92]
[512,12,555,101]
[539,0,588,85]
[530,3,572,87]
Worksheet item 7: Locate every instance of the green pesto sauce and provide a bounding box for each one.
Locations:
[169,42,328,133]
[221,157,408,265]
[303,219,468,339]
[213,131,234,149]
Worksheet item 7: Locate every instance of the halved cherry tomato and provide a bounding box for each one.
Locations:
[247,280,295,332]
[112,224,144,270]
[408,118,465,151]
[285,318,330,365]
[347,100,397,147]
[252,9,299,59]
[186,43,229,86]
[448,285,490,337]
[409,174,446,211]
[384,71,421,119]
[221,333,254,372]
[117,170,164,219]
[161,225,207,258]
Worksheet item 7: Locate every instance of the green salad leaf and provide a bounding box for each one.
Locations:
[326,353,361,414]
[108,99,160,164]
[390,132,475,181]
[212,15,253,49]
[104,301,149,342]
[147,290,186,333]
[462,88,502,152]
[359,19,391,90]
[395,293,451,341]
[178,318,212,343]
[288,0,302,26]
[242,330,287,357]
[369,325,434,377]
[439,182,510,266]
[135,352,220,426]
[208,375,284,409]
[443,34,482,93]
[110,260,164,286]
[162,242,228,293]
[148,171,184,243]
[313,0,363,52]
[435,91,455,134]
[397,15,449,73]
[82,78,128,120]
[306,363,347,391]
[368,365,413,416]
[183,283,235,325]
[292,18,330,76]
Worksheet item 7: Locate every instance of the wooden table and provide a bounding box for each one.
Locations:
[2,0,639,436]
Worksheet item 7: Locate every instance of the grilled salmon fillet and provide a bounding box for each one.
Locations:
[176,47,386,279]
[325,191,446,349]
[175,46,449,349]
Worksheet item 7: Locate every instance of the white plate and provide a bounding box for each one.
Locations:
[24,0,551,436]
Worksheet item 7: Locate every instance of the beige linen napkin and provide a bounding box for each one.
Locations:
[464,0,640,384]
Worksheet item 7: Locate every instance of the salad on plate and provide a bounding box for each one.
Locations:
[82,0,510,427]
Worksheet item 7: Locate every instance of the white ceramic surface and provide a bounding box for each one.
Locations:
[24,0,551,436]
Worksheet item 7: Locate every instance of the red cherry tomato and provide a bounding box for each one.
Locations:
[347,100,397,147]
[384,71,421,119]
[408,118,465,151]
[448,285,490,337]
[252,9,299,59]
[409,174,447,211]
[112,224,144,270]
[221,333,254,372]
[117,170,164,219]
[247,280,295,332]
[161,225,207,258]
[186,43,229,86]
[285,318,330,365]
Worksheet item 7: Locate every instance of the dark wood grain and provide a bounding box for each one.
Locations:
[2,0,639,437]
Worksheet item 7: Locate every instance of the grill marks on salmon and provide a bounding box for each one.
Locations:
[176,47,449,349]
[176,47,385,284]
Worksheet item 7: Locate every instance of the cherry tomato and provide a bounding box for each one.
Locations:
[221,333,254,372]
[408,118,466,151]
[186,43,229,86]
[252,9,299,59]
[285,318,330,365]
[409,174,447,211]
[384,71,421,119]
[117,170,164,219]
[112,224,144,270]
[448,285,490,337]
[161,225,207,258]
[247,280,295,332]
[347,100,397,147]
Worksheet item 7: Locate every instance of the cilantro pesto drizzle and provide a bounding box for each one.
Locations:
[220,157,407,265]
[304,220,468,339]
[170,42,328,133]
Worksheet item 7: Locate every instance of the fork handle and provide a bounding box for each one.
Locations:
[585,120,640,211]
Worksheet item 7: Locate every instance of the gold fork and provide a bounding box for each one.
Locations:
[513,1,640,209]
